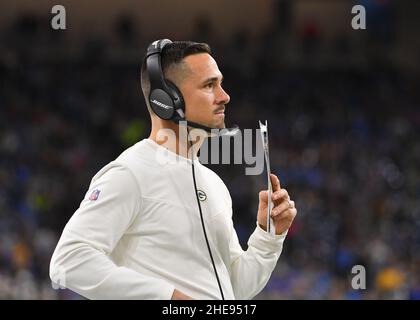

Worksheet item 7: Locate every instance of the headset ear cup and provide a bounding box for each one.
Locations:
[149,89,175,120]
[166,81,185,117]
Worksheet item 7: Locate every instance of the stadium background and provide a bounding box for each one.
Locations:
[0,0,419,299]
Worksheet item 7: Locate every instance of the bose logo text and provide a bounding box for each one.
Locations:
[151,99,172,110]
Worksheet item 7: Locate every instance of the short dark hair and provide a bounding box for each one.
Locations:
[140,41,211,115]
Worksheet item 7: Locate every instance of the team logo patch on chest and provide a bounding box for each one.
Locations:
[197,190,207,201]
[89,189,101,201]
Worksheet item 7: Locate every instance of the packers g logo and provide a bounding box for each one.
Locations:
[197,190,207,201]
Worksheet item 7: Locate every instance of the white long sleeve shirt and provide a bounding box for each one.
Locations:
[50,138,288,300]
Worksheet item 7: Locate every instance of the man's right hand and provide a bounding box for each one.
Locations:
[171,288,193,300]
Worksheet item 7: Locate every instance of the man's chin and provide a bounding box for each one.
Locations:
[202,122,225,138]
[214,121,226,129]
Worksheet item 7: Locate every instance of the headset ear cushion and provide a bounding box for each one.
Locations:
[166,80,185,112]
[149,88,176,120]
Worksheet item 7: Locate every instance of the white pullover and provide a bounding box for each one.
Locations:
[50,138,287,299]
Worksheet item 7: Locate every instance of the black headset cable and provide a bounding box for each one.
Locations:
[187,128,225,300]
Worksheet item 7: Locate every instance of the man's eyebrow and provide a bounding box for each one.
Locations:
[201,76,224,84]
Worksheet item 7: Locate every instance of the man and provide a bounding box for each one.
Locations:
[49,40,297,300]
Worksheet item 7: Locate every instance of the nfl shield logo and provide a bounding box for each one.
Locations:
[89,189,101,201]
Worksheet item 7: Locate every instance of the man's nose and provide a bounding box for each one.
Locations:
[217,87,230,105]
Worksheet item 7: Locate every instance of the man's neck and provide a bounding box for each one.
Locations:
[149,122,207,160]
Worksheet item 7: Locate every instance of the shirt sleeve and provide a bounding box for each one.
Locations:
[49,163,175,300]
[228,219,288,300]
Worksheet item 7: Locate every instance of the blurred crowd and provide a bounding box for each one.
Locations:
[0,8,419,299]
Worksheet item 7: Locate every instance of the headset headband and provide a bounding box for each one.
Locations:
[146,39,172,94]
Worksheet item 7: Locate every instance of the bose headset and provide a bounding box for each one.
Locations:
[145,39,240,300]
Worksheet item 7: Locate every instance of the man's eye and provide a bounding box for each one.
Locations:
[205,83,214,89]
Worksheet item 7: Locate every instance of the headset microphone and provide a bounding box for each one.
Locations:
[179,120,240,137]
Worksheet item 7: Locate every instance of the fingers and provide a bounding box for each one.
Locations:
[270,174,281,192]
[260,187,290,206]
[273,206,297,224]
[259,190,268,202]
[271,200,295,218]
[272,189,289,202]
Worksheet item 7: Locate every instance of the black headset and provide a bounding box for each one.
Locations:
[145,39,226,300]
[146,39,185,121]
[145,39,239,135]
